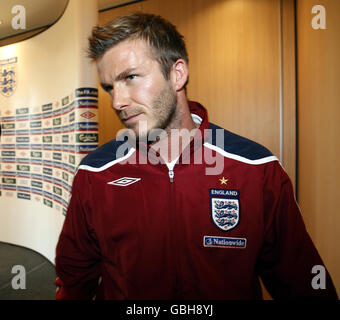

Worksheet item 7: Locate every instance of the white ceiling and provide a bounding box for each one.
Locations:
[0,0,136,40]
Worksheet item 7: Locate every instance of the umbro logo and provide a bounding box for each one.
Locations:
[108,177,141,187]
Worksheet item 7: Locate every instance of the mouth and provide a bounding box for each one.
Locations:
[121,113,143,124]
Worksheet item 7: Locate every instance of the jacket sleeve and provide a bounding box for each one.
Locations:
[257,161,338,299]
[55,169,101,300]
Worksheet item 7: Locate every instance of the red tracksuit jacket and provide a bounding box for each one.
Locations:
[55,101,338,299]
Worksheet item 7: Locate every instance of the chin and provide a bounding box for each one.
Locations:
[129,126,148,141]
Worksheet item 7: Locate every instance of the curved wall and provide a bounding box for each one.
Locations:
[0,0,98,264]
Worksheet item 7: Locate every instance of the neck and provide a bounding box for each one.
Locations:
[150,97,199,163]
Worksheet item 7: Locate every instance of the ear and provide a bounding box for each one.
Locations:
[170,59,188,91]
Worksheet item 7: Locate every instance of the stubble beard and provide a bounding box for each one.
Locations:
[130,83,179,143]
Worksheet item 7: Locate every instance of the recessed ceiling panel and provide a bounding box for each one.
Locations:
[0,0,69,40]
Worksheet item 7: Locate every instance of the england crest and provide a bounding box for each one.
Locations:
[0,57,17,97]
[211,196,240,231]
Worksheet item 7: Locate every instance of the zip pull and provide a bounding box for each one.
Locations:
[166,157,178,183]
[169,169,174,183]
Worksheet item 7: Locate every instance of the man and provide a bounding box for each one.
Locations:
[55,13,337,299]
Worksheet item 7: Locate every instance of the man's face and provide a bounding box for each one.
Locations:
[97,38,178,139]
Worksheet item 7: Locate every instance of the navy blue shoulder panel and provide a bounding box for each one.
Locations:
[79,137,131,168]
[208,123,273,160]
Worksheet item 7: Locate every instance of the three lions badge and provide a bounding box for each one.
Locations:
[210,189,240,231]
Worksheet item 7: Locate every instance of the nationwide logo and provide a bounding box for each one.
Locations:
[108,177,141,187]
[203,236,246,249]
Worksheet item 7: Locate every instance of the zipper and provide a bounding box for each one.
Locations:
[168,169,174,183]
[165,158,180,296]
[166,156,178,183]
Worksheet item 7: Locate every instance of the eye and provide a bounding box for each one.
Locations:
[101,84,113,93]
[126,74,137,81]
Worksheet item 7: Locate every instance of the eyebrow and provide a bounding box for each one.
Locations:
[115,67,138,81]
[100,67,138,92]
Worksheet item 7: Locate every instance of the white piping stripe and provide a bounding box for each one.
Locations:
[77,142,277,172]
[78,148,136,172]
[203,142,278,165]
[191,113,203,125]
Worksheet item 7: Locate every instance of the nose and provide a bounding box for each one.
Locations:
[111,83,129,111]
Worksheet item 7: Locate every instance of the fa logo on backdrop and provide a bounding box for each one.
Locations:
[0,57,17,97]
[0,5,25,97]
